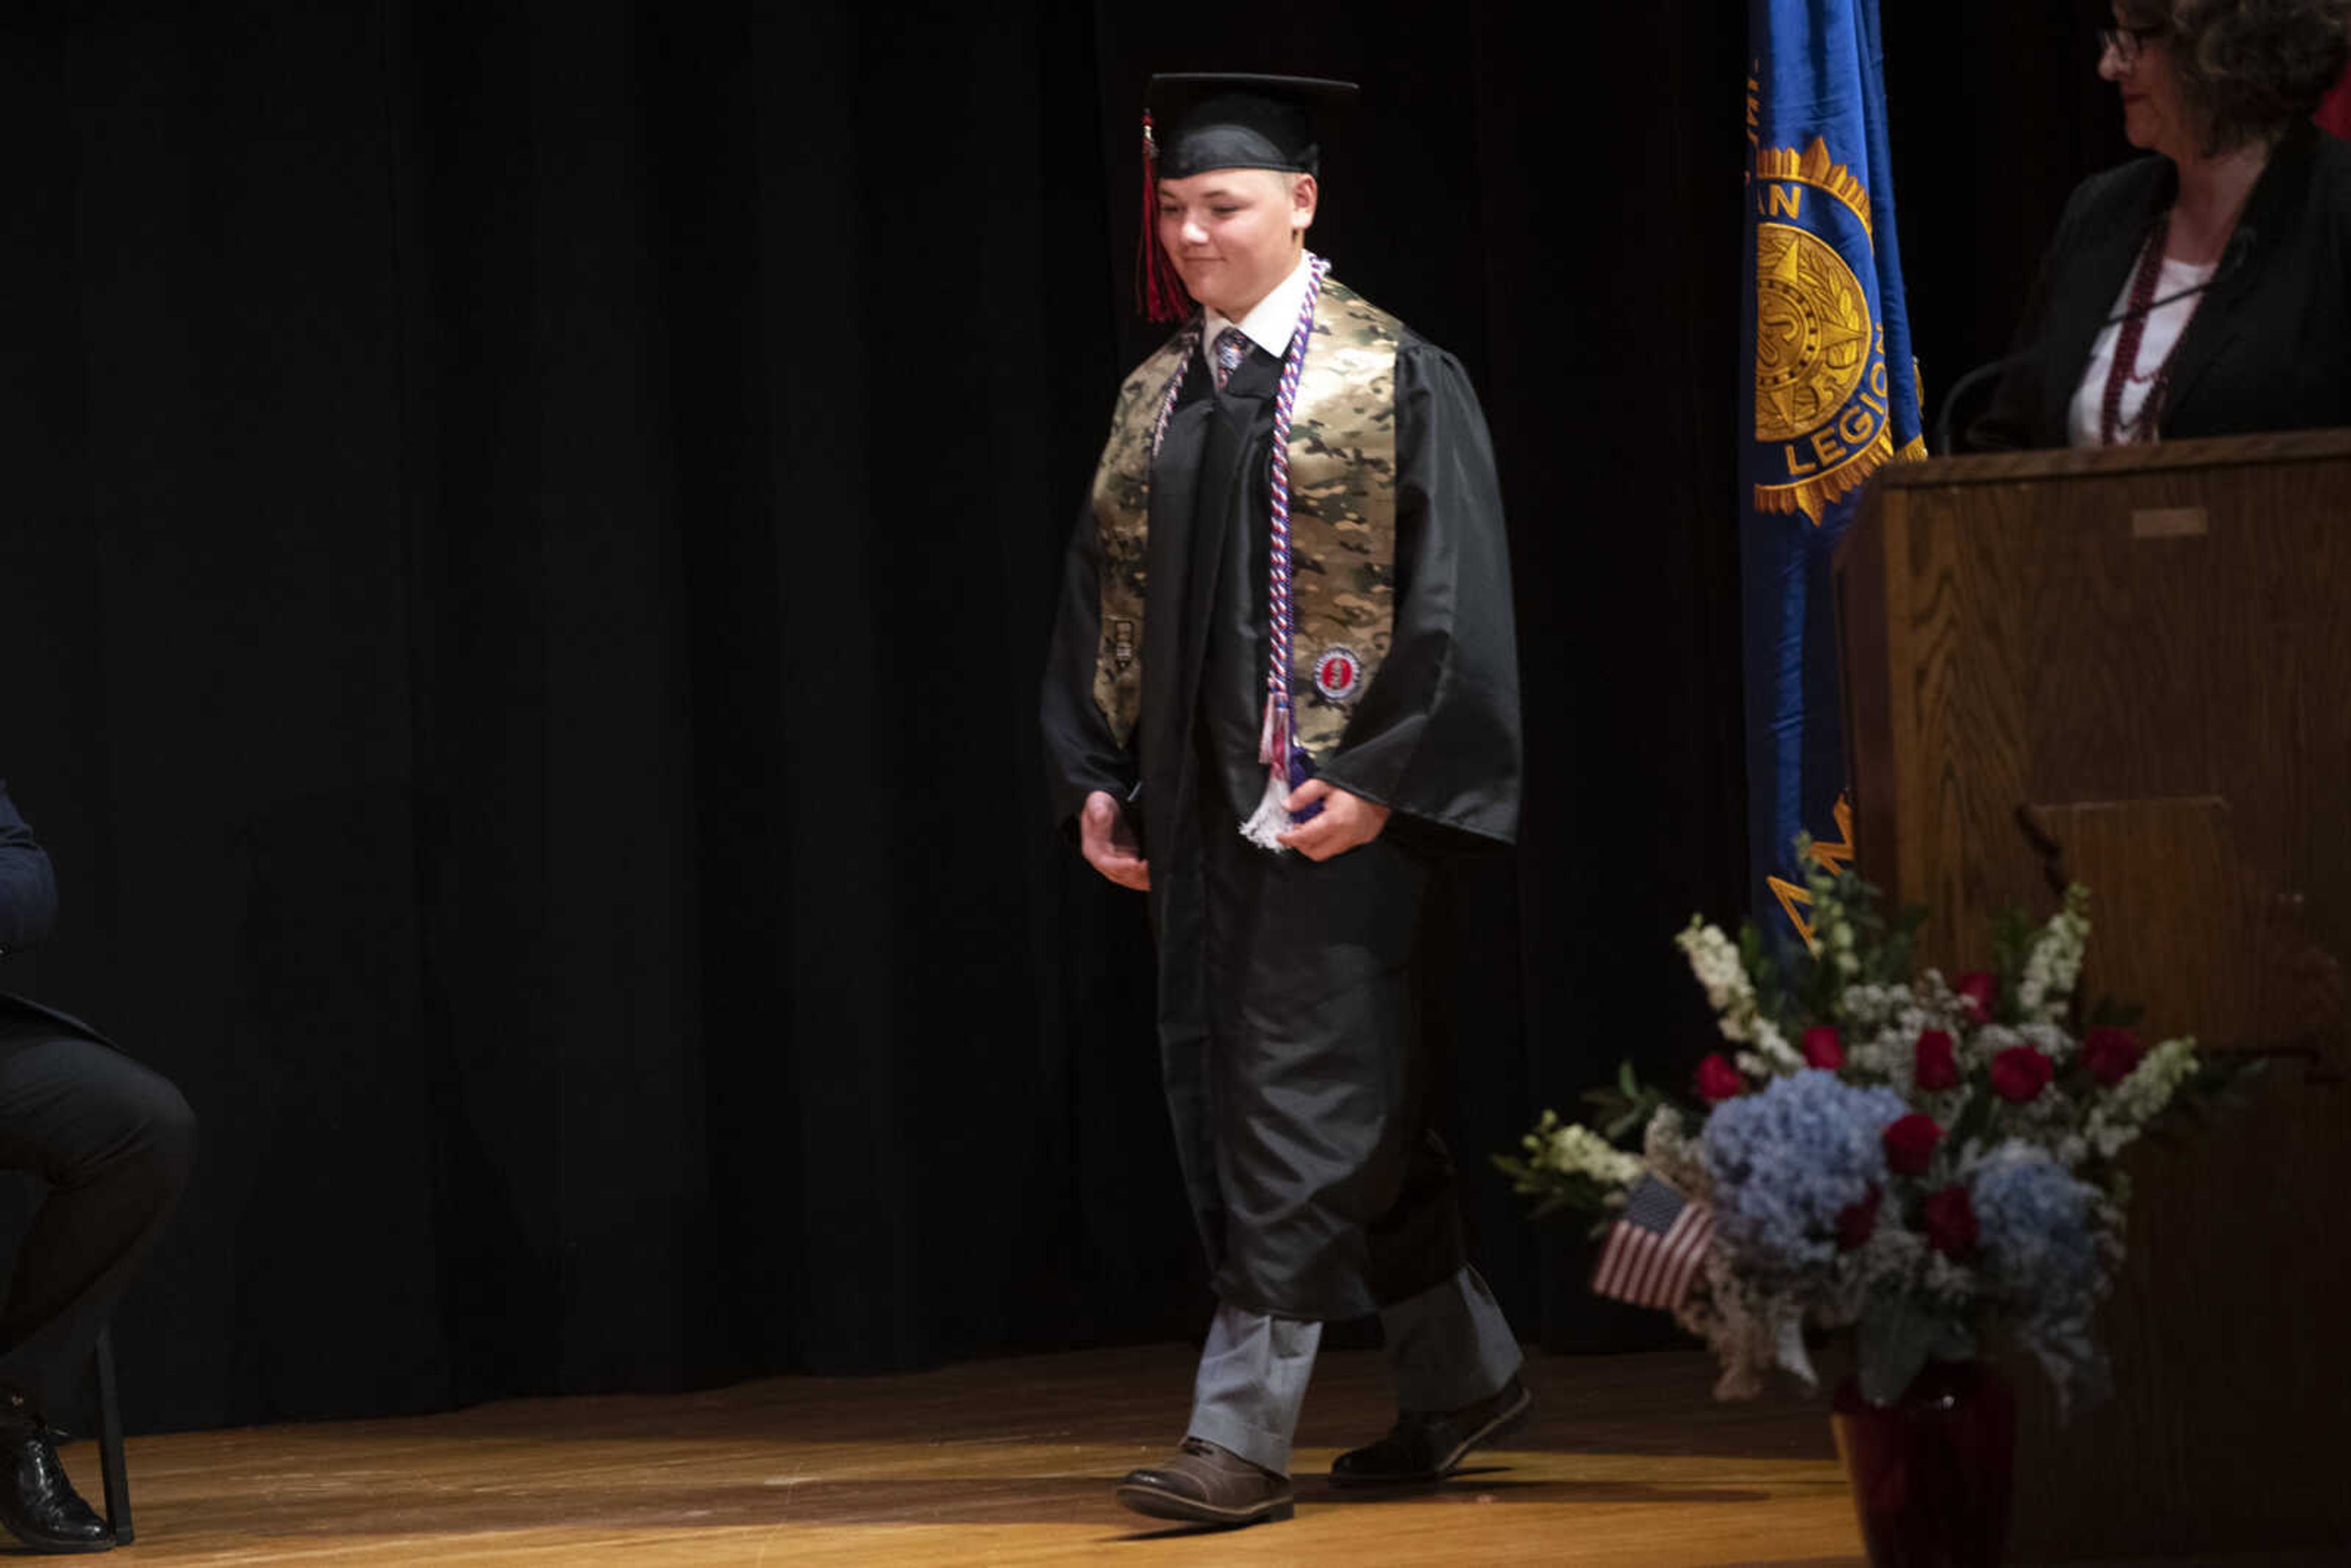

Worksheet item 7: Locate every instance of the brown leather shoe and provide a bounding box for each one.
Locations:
[1115,1436,1294,1526]
[1329,1376,1533,1486]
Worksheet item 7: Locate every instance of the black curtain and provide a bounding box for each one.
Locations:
[0,0,2119,1433]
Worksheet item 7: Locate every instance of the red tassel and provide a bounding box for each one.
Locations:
[1134,111,1193,323]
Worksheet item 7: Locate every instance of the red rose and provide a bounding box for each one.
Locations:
[1695,1053,1745,1103]
[1913,1028,1959,1090]
[1989,1045,2054,1103]
[1881,1112,1943,1176]
[2082,1026,2145,1087]
[1835,1187,1882,1251]
[1802,1025,1845,1071]
[1954,971,1997,1023]
[1922,1184,1979,1255]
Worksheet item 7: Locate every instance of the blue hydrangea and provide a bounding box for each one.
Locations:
[1969,1144,2101,1308]
[1700,1069,1907,1274]
[1968,1142,2110,1409]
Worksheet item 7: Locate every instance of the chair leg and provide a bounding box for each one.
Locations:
[92,1326,132,1546]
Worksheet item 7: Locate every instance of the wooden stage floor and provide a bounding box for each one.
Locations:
[62,1345,1878,1566]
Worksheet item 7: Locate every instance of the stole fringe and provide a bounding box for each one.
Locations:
[1242,691,1294,852]
[1238,768,1293,852]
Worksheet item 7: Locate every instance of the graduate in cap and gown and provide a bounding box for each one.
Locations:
[1039,73,1528,1528]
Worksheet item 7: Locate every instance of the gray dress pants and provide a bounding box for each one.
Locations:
[1185,1263,1521,1475]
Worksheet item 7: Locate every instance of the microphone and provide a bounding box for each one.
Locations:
[2100,222,2257,326]
[1933,358,2013,455]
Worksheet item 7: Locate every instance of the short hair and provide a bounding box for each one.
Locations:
[2117,0,2351,151]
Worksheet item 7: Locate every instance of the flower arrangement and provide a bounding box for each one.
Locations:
[1498,858,2241,1412]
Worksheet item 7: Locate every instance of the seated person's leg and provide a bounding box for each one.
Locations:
[0,1023,194,1554]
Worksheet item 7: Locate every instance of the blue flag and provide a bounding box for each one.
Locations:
[1739,0,1923,943]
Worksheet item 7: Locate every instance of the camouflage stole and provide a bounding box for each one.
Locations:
[1087,276,1401,763]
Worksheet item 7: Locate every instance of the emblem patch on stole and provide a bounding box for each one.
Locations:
[1313,645,1363,702]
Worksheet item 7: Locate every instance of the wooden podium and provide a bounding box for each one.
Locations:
[1837,430,2351,1564]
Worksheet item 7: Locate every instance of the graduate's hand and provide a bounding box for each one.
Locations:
[1080,790,1150,891]
[1275,780,1390,861]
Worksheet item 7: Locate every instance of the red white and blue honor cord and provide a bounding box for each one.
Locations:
[1240,254,1331,849]
[1145,253,1332,852]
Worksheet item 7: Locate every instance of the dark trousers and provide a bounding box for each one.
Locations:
[1198,824,1464,1322]
[0,1018,193,1418]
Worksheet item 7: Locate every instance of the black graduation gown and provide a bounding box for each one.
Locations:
[1040,323,1521,1321]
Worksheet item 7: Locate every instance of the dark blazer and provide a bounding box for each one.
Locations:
[1970,127,2351,451]
[0,780,107,1043]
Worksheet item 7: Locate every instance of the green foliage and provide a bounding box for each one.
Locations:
[1739,919,1785,1023]
[1946,1078,1997,1151]
[1494,1060,1669,1226]
[2134,1054,2266,1154]
[1769,839,1932,1030]
[1853,891,1927,988]
[1857,1290,1976,1407]
[1487,1152,1616,1225]
[1583,1059,1670,1142]
[1990,904,2033,1024]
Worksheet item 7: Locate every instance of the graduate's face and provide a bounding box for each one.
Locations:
[1155,168,1317,318]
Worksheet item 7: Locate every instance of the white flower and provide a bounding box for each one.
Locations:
[1750,1017,1800,1069]
[1676,919,1751,1016]
[1842,1029,1897,1079]
[2083,1037,2199,1159]
[1676,918,1802,1070]
[1534,1122,1644,1188]
[1643,1105,1711,1198]
[1964,1022,2022,1073]
[2017,886,2091,1022]
[1676,1255,1796,1400]
[1836,983,1911,1031]
[1910,970,1977,1037]
[2017,1019,2075,1066]
[1807,878,1864,977]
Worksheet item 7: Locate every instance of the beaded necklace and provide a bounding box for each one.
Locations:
[2099,212,2207,445]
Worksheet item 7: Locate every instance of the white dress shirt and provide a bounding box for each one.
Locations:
[1200,252,1314,378]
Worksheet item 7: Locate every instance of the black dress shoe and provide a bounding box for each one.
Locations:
[0,1415,114,1554]
[1116,1436,1294,1527]
[1330,1376,1534,1486]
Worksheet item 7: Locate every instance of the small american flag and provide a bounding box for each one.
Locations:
[1592,1175,1714,1310]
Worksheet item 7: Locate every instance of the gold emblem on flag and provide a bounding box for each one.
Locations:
[1750,138,1926,525]
[1754,224,1869,444]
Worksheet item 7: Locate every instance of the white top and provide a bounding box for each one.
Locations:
[2068,253,2217,447]
[1201,251,1314,375]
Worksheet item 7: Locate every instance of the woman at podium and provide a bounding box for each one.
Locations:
[1970,0,2351,450]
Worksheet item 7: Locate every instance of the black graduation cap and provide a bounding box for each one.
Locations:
[1145,73,1359,180]
[1133,73,1360,321]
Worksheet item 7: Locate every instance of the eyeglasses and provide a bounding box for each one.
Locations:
[2098,24,2164,64]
